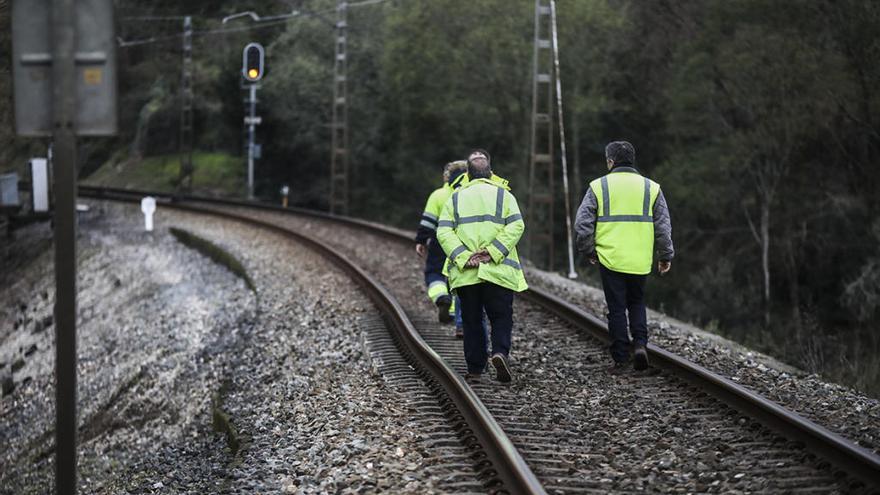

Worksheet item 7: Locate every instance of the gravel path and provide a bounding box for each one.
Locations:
[0,202,484,493]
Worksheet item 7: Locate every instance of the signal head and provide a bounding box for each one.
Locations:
[242,43,265,82]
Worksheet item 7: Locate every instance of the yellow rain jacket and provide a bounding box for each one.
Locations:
[437,177,528,292]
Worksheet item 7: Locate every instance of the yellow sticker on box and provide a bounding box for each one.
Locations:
[83,68,102,85]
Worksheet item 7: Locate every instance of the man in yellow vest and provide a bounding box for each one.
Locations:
[415,161,469,327]
[437,150,528,383]
[574,141,674,373]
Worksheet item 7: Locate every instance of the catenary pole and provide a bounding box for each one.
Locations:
[51,0,79,492]
[527,0,555,270]
[178,15,194,191]
[550,0,577,279]
[247,83,257,199]
[329,0,349,214]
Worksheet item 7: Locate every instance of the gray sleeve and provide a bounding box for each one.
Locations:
[574,187,598,255]
[653,189,674,261]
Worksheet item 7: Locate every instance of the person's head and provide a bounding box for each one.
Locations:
[605,141,635,170]
[444,160,468,185]
[467,149,492,179]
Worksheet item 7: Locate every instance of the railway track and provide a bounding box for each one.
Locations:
[80,186,880,493]
[80,188,541,493]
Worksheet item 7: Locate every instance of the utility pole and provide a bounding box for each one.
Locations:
[178,15,194,192]
[329,0,349,215]
[550,0,577,279]
[51,0,78,489]
[13,1,117,491]
[527,0,555,270]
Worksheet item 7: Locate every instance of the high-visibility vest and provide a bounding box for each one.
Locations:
[589,168,661,275]
[436,178,528,292]
[419,184,453,232]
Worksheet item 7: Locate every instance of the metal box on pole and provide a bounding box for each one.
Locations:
[12,0,118,136]
[0,174,20,207]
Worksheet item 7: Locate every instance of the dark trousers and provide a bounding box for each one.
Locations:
[457,283,513,373]
[423,238,447,286]
[599,264,648,363]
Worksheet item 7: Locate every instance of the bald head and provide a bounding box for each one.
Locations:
[467,149,492,179]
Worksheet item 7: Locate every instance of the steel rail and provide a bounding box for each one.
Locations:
[79,186,880,489]
[81,189,545,495]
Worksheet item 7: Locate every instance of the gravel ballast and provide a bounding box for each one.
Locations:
[0,201,483,493]
[221,206,879,489]
[526,269,880,457]
[1,202,256,494]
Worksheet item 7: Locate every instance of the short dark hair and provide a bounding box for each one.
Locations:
[605,141,635,165]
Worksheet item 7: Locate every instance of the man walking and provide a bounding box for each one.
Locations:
[574,141,674,373]
[437,150,528,383]
[415,161,469,326]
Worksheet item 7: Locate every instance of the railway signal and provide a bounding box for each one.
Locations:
[242,42,265,82]
[240,42,265,199]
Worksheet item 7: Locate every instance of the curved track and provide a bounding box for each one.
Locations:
[81,188,543,494]
[81,186,880,493]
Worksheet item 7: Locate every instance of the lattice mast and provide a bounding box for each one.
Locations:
[527,0,555,269]
[329,0,349,214]
[178,16,194,191]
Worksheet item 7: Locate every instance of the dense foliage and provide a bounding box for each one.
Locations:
[2,0,878,394]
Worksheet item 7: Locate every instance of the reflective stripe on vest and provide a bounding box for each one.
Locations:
[598,176,653,223]
[427,280,449,302]
[451,186,521,228]
[449,244,468,260]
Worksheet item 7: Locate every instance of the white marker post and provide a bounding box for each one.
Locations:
[30,158,49,212]
[141,196,156,231]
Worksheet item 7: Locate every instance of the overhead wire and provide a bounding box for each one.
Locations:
[116,0,394,48]
[121,15,191,21]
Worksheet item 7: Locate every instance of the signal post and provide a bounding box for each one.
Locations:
[242,43,264,199]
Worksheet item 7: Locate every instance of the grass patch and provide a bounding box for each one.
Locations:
[83,151,246,197]
[212,390,241,455]
[169,227,256,294]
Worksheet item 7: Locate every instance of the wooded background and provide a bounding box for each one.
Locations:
[1,0,879,395]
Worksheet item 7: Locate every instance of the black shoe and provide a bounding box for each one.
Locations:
[633,344,649,371]
[491,353,512,383]
[608,361,629,375]
[454,326,464,339]
[436,296,453,323]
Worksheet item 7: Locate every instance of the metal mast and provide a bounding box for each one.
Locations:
[178,15,194,191]
[527,0,555,270]
[550,0,578,279]
[50,0,79,489]
[329,0,349,214]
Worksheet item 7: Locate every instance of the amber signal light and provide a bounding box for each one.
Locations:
[242,43,265,82]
